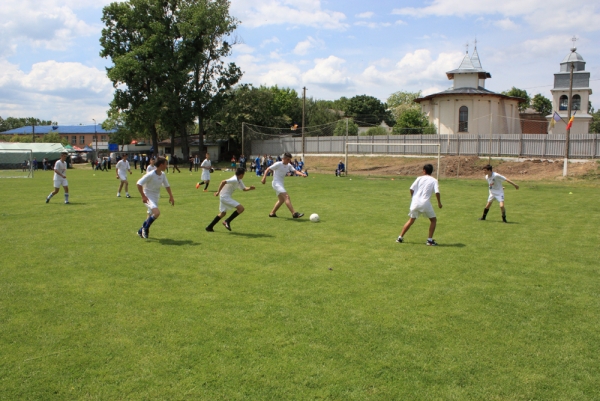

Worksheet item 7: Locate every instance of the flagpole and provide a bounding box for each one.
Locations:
[563,60,574,177]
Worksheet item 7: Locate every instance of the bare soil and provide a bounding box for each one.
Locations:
[305,155,599,181]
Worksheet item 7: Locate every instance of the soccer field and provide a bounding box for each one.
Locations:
[1,167,599,400]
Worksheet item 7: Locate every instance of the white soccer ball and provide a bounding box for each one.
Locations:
[310,213,320,222]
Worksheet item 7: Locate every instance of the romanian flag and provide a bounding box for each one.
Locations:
[549,111,561,129]
[566,111,576,131]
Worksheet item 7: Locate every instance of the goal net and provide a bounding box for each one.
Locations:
[0,149,34,178]
[345,142,441,180]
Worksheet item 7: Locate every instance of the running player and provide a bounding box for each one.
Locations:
[196,153,212,192]
[479,164,519,223]
[116,153,133,198]
[205,167,255,232]
[261,152,306,218]
[136,157,174,239]
[45,152,70,204]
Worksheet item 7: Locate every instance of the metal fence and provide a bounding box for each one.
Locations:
[251,134,600,159]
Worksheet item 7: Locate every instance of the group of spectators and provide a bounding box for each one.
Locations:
[250,154,305,177]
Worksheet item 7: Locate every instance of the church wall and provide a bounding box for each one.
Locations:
[454,74,479,89]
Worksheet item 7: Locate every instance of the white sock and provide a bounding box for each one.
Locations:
[428,238,432,241]
[65,193,69,201]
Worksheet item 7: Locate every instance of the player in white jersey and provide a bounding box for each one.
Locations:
[196,153,212,191]
[46,152,70,204]
[145,157,157,173]
[136,157,174,239]
[205,167,256,232]
[261,152,307,218]
[479,164,519,223]
[115,153,133,198]
[397,164,442,246]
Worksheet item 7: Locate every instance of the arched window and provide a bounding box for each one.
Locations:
[458,106,468,132]
[559,95,568,110]
[572,94,581,111]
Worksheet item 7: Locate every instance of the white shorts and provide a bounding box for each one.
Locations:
[201,170,211,181]
[272,182,287,195]
[408,202,436,219]
[144,195,159,213]
[219,196,240,213]
[487,193,504,203]
[54,178,68,188]
[118,172,128,181]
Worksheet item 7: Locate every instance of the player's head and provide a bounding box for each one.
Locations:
[423,164,433,175]
[122,153,128,159]
[149,157,155,164]
[205,153,210,159]
[155,156,167,170]
[60,152,68,160]
[282,152,292,163]
[236,167,246,177]
[483,164,493,172]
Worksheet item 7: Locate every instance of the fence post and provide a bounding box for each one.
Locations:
[497,136,501,157]
[457,135,461,156]
[593,134,597,158]
[542,136,546,158]
[477,134,480,157]
[518,133,523,157]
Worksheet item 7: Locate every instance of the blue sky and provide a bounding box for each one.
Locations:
[0,0,599,125]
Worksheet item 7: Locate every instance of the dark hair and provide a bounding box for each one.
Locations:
[236,167,246,176]
[283,152,292,159]
[483,164,493,171]
[423,164,433,175]
[155,156,167,167]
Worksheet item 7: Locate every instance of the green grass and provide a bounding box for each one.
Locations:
[1,167,599,400]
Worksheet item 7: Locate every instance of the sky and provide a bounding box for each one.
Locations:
[0,0,599,126]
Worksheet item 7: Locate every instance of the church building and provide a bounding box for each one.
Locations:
[415,45,524,135]
[547,46,593,134]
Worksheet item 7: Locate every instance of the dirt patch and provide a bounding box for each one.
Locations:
[305,155,599,181]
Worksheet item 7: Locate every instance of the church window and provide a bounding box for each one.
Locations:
[572,94,581,111]
[559,95,568,110]
[458,106,468,132]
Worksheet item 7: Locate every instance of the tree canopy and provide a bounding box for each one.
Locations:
[387,91,422,121]
[0,117,54,132]
[345,95,394,126]
[531,94,552,115]
[502,87,531,112]
[392,108,435,135]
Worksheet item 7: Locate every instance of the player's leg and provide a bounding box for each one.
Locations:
[124,180,130,197]
[204,180,210,191]
[280,192,303,218]
[46,185,60,203]
[206,211,226,232]
[118,180,124,196]
[63,185,69,204]
[223,204,244,231]
[499,200,507,223]
[480,196,494,220]
[398,218,416,242]
[427,217,437,242]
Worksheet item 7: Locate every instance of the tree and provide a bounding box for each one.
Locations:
[333,119,358,136]
[305,99,343,128]
[387,91,422,121]
[42,132,68,145]
[590,109,600,134]
[531,94,552,115]
[392,109,435,135]
[0,117,54,132]
[362,126,389,136]
[346,95,394,126]
[502,87,531,112]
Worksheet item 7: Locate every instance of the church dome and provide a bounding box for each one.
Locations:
[562,49,585,63]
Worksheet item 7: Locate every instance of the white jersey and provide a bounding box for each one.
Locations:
[136,170,170,198]
[221,175,246,197]
[201,159,212,169]
[53,160,67,180]
[270,162,296,185]
[146,165,157,173]
[486,172,506,195]
[116,159,130,174]
[409,175,439,208]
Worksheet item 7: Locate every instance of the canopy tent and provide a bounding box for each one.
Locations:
[83,146,94,151]
[0,142,68,161]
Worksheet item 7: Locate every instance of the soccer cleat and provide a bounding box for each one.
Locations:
[64,201,69,204]
[141,227,148,239]
[396,237,403,243]
[137,229,143,238]
[269,213,278,218]
[293,212,304,219]
[222,221,231,231]
[117,193,121,197]
[205,226,214,232]
[426,239,438,246]
[46,198,50,203]
[478,217,486,221]
[196,182,200,189]
[126,194,131,198]
[203,189,208,192]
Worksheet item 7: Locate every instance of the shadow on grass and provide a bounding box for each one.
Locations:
[155,238,202,246]
[227,232,274,238]
[436,243,466,248]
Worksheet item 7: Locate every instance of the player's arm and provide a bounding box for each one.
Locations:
[243,186,256,191]
[215,180,227,196]
[294,169,307,177]
[165,186,175,206]
[436,192,442,208]
[409,189,414,197]
[505,178,519,189]
[261,168,271,184]
[54,168,66,178]
[136,184,148,203]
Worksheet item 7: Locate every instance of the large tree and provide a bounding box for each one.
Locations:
[387,90,422,121]
[531,94,552,115]
[0,117,54,132]
[589,109,600,134]
[100,0,241,157]
[346,95,394,126]
[502,87,531,112]
[392,108,435,135]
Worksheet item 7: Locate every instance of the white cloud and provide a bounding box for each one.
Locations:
[355,12,374,19]
[292,36,324,55]
[392,0,600,33]
[230,0,348,30]
[303,56,351,91]
[354,21,392,29]
[233,44,256,54]
[395,19,406,25]
[494,18,518,30]
[260,37,281,47]
[0,58,113,123]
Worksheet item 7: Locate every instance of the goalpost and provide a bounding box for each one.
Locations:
[345,143,441,180]
[0,149,34,178]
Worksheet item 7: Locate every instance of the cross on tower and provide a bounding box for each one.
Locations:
[571,35,578,51]
[474,38,478,49]
[465,41,469,54]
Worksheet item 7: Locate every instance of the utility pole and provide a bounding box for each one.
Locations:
[302,87,306,161]
[241,122,245,159]
[93,119,97,154]
[563,60,575,177]
[32,120,36,143]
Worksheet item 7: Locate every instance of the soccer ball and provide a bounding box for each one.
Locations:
[310,213,320,222]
